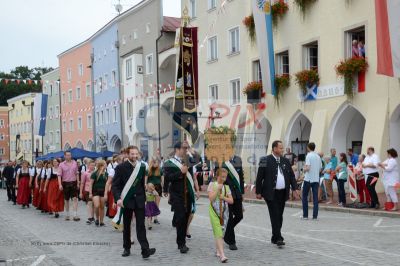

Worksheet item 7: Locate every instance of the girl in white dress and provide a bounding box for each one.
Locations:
[378,148,399,211]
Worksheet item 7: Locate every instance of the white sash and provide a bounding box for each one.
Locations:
[225,161,241,190]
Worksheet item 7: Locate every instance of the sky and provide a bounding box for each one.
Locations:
[0,0,181,72]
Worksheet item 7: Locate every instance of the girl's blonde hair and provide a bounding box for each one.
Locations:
[95,159,107,180]
[216,168,228,177]
[148,157,161,176]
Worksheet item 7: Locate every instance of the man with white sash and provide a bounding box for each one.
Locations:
[220,155,244,251]
[112,146,156,259]
[163,142,196,254]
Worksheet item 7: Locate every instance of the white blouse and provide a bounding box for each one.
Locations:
[382,158,399,187]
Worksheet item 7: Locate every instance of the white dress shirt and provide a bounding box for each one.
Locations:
[363,153,380,175]
[273,154,285,189]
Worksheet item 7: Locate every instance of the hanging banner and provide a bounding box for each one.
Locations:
[173,27,199,144]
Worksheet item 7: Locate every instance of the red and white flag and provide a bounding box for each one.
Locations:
[375,0,400,77]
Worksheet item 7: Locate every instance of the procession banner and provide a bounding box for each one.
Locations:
[173,27,199,144]
[252,0,276,94]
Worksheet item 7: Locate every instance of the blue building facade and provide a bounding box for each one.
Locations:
[91,23,122,152]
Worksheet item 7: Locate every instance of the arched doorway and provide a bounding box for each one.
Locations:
[329,104,366,155]
[76,141,84,149]
[390,105,400,157]
[87,140,95,152]
[285,111,312,162]
[110,135,122,153]
[64,143,71,151]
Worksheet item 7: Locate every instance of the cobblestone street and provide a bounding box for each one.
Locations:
[1,190,400,265]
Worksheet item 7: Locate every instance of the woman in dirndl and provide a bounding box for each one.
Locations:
[45,158,64,218]
[38,161,50,213]
[31,160,44,208]
[16,160,31,208]
[105,155,122,219]
[208,168,233,263]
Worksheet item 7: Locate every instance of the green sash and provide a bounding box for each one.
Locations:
[223,160,242,193]
[111,162,144,230]
[168,158,196,213]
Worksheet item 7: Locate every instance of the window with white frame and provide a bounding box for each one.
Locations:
[55,105,60,118]
[230,79,241,105]
[209,84,219,103]
[87,114,92,129]
[303,41,318,71]
[126,58,132,79]
[62,93,66,105]
[69,119,74,132]
[96,112,99,126]
[55,82,59,95]
[104,74,108,90]
[49,84,53,96]
[106,109,110,124]
[122,35,126,45]
[56,130,60,144]
[78,64,83,76]
[77,117,82,130]
[146,23,151,33]
[67,68,72,81]
[62,120,66,132]
[0,119,4,127]
[228,27,240,54]
[252,60,262,82]
[76,87,81,100]
[0,134,4,141]
[133,30,138,40]
[113,106,117,122]
[146,54,153,75]
[190,0,196,18]
[98,77,103,93]
[68,89,73,102]
[208,0,216,10]
[111,70,116,87]
[86,83,91,97]
[49,131,54,145]
[100,110,104,125]
[0,148,4,155]
[345,26,366,59]
[127,100,133,119]
[276,50,290,75]
[49,106,53,118]
[208,36,218,61]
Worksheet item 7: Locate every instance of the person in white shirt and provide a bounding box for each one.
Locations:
[362,147,381,209]
[378,148,399,211]
[302,143,322,220]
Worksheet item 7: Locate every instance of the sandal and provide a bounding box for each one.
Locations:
[220,256,228,263]
[215,252,221,258]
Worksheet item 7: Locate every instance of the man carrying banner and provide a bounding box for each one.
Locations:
[112,146,156,259]
[163,141,196,254]
[221,155,244,250]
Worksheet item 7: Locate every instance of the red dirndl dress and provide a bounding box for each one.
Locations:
[107,189,117,218]
[32,183,40,207]
[16,171,30,205]
[47,168,64,212]
[38,178,49,211]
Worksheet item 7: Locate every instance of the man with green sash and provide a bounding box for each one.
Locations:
[112,146,156,259]
[163,141,196,254]
[219,155,244,251]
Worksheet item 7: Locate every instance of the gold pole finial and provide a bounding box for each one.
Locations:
[182,5,190,27]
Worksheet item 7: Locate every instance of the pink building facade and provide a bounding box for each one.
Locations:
[58,41,94,151]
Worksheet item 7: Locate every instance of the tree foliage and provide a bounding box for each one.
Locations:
[0,66,53,106]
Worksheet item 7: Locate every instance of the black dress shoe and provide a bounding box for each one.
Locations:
[142,248,156,259]
[229,244,238,250]
[276,240,285,247]
[121,249,130,257]
[179,245,189,254]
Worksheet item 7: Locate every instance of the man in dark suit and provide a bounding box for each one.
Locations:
[222,155,244,250]
[163,141,193,254]
[256,140,299,247]
[3,161,16,203]
[112,146,156,259]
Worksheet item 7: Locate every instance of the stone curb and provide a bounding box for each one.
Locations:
[199,194,400,218]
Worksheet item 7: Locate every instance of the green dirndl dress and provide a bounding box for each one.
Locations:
[208,182,231,238]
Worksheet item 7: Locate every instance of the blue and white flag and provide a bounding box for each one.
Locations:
[252,0,276,95]
[33,94,48,136]
[304,84,318,101]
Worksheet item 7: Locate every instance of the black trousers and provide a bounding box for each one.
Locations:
[123,207,149,251]
[6,181,16,203]
[224,199,243,245]
[366,172,380,207]
[172,201,191,247]
[265,189,286,242]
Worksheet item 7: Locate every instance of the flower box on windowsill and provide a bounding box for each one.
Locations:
[246,89,262,104]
